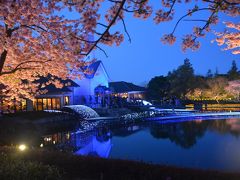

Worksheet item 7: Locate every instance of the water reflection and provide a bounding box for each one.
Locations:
[109,118,240,171]
[75,136,111,158]
[42,127,112,158]
[150,120,212,149]
[41,118,240,153]
[38,118,240,171]
[149,118,240,148]
[112,125,141,137]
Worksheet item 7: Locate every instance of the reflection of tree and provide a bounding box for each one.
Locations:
[209,119,240,138]
[150,121,208,149]
[150,118,240,149]
[111,125,141,137]
[95,127,111,143]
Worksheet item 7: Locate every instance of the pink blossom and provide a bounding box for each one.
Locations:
[161,34,176,45]
[182,34,200,52]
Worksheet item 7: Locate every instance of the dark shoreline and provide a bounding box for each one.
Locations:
[1,147,240,180]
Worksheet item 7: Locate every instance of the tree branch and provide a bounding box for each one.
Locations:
[222,0,239,5]
[0,50,7,74]
[0,60,51,76]
[193,10,217,41]
[70,34,96,43]
[0,67,35,75]
[86,0,127,56]
[171,7,215,34]
[166,0,176,17]
[119,15,131,43]
[21,24,47,33]
[183,19,208,22]
[97,22,108,28]
[108,0,122,3]
[96,45,108,57]
[130,0,148,5]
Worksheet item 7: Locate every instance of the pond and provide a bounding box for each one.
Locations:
[1,117,240,172]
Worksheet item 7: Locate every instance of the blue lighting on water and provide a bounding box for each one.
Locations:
[146,112,240,124]
[37,112,240,172]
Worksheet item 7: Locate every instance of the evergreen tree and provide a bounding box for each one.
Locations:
[206,69,213,78]
[214,67,219,77]
[146,76,170,100]
[227,60,239,80]
[168,58,195,98]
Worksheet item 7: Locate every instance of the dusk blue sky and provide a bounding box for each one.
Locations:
[64,2,239,86]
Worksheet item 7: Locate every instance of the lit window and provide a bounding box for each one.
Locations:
[64,96,70,105]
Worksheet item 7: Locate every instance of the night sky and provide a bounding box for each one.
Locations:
[65,2,240,86]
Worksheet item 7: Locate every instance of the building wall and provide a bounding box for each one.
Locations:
[15,62,109,111]
[31,91,74,111]
[128,91,145,101]
[26,99,33,111]
[90,64,109,95]
[73,63,109,105]
[73,78,91,104]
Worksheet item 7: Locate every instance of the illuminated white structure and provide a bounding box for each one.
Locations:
[75,135,112,158]
[24,61,110,111]
[73,61,110,105]
[63,105,100,118]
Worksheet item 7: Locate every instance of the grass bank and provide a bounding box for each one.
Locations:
[0,111,78,122]
[1,147,240,180]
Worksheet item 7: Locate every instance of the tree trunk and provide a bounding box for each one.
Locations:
[0,50,7,75]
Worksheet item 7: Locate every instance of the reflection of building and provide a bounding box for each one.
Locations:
[109,81,146,101]
[75,136,112,158]
[43,131,71,145]
[112,125,141,137]
[72,129,112,158]
[43,130,112,158]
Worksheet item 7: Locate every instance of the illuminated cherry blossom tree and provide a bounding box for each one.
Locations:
[186,77,231,102]
[225,80,240,100]
[0,0,239,105]
[158,1,239,52]
[214,22,240,55]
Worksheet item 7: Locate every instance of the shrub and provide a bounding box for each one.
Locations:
[0,153,62,180]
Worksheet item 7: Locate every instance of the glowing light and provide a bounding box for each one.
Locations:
[136,100,152,106]
[18,144,27,151]
[63,105,99,118]
[66,133,70,139]
[40,143,44,148]
[44,137,52,142]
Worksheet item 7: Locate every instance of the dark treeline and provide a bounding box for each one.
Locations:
[146,59,240,102]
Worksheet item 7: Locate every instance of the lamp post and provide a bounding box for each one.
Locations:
[18,144,27,151]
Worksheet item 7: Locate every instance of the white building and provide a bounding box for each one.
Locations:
[7,61,145,112]
[27,61,110,111]
[73,61,110,105]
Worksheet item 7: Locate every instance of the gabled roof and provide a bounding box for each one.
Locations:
[39,84,73,94]
[83,61,101,79]
[109,81,146,93]
[36,75,79,87]
[36,75,79,94]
